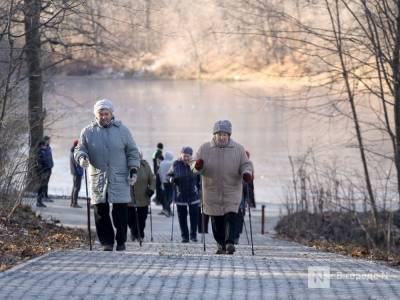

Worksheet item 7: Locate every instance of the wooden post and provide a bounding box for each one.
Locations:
[261,204,265,234]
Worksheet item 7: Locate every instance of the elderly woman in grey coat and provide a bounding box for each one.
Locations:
[193,120,253,254]
[75,99,140,251]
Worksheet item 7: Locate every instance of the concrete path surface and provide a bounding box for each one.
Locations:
[1,198,400,299]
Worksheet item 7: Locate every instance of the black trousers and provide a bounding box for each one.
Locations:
[211,212,237,248]
[177,204,199,240]
[37,169,51,202]
[71,175,82,205]
[234,209,245,240]
[162,182,173,213]
[94,199,128,246]
[155,174,163,204]
[127,206,148,239]
[44,169,51,198]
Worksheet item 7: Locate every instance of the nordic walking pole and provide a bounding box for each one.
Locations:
[84,169,92,251]
[170,200,175,241]
[132,186,142,247]
[135,206,142,247]
[149,203,154,242]
[246,184,255,255]
[201,196,206,252]
[242,208,250,245]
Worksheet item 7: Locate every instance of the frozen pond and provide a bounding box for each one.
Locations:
[44,76,381,215]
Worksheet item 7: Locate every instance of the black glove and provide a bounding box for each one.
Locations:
[130,168,138,177]
[128,168,138,186]
[146,188,154,198]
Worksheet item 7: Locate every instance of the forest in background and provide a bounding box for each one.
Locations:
[36,0,323,80]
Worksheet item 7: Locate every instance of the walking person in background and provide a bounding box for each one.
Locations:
[234,197,246,245]
[244,150,256,209]
[158,151,174,217]
[36,138,54,207]
[152,142,164,205]
[42,136,53,202]
[169,147,200,243]
[75,99,140,251]
[70,140,83,208]
[234,150,255,244]
[128,151,156,241]
[193,120,253,254]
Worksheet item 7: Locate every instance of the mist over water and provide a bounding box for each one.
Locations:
[45,76,376,214]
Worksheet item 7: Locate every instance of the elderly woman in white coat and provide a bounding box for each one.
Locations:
[75,99,140,251]
[193,120,253,255]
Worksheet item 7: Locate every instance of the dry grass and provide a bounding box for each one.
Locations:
[275,211,400,267]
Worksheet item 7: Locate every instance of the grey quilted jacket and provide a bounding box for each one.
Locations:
[74,119,140,204]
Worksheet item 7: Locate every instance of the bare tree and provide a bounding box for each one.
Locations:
[24,0,44,176]
[0,0,94,209]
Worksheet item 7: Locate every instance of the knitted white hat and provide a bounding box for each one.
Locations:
[93,99,114,114]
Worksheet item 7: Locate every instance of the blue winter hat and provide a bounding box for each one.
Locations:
[213,120,232,135]
[181,146,193,155]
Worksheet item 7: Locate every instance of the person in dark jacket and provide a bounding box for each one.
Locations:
[42,136,53,201]
[234,150,255,244]
[36,138,54,207]
[169,146,200,243]
[152,142,164,205]
[245,150,256,208]
[70,140,83,208]
[234,185,247,244]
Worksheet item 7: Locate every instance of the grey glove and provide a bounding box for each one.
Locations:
[79,156,89,169]
[127,168,138,186]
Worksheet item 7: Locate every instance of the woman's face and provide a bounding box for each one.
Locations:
[214,132,230,146]
[181,153,192,164]
[96,109,113,127]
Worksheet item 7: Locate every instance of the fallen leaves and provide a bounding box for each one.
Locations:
[0,204,90,272]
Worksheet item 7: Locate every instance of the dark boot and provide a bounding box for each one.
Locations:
[36,200,46,208]
[226,243,235,255]
[116,243,126,251]
[216,244,226,255]
[71,201,82,208]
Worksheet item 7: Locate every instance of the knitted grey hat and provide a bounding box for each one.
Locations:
[213,120,232,135]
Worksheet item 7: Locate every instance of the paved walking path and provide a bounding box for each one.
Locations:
[1,198,400,299]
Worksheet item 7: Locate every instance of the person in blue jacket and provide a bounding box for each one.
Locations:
[36,138,54,207]
[169,146,200,243]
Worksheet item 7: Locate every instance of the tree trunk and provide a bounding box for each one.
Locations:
[24,0,43,188]
[392,2,400,208]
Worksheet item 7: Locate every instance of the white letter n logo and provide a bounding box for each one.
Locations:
[308,266,330,289]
